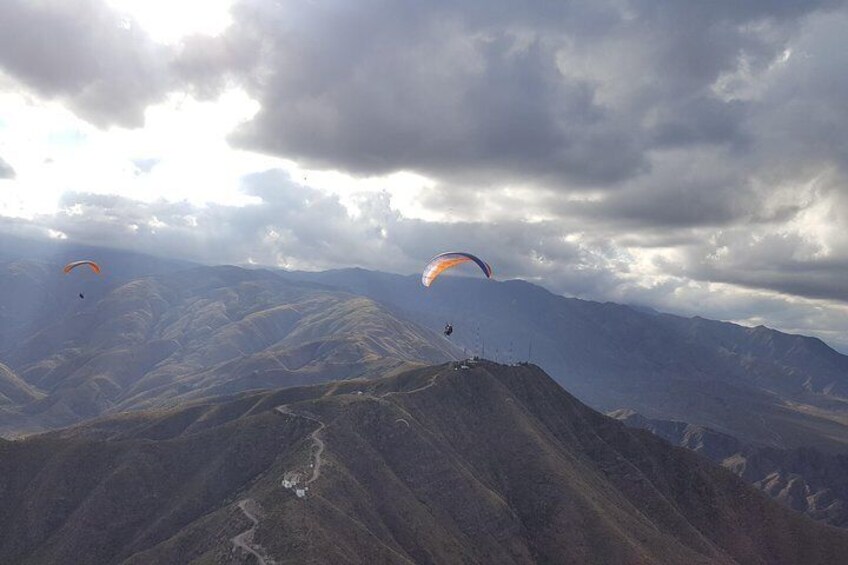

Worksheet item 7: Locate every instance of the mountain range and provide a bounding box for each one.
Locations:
[0,259,457,435]
[284,268,848,453]
[5,238,848,454]
[2,361,847,565]
[3,236,848,555]
[613,409,848,529]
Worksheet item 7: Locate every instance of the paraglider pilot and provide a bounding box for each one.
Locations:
[444,323,453,337]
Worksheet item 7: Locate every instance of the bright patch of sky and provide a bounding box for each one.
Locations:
[0,0,440,222]
[105,0,235,45]
[0,84,442,225]
[0,87,277,215]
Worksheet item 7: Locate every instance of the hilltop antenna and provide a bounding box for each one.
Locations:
[528,340,533,364]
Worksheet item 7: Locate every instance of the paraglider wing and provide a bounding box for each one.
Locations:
[63,260,101,275]
[421,252,492,287]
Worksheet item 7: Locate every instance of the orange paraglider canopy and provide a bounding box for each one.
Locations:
[421,252,492,287]
[63,260,101,274]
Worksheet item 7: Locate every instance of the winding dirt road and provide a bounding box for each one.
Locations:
[231,499,275,565]
[273,369,447,488]
[381,371,442,398]
[275,406,327,485]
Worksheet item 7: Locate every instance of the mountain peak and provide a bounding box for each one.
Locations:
[4,362,848,564]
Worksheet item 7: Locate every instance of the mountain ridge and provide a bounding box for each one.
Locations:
[283,267,848,453]
[0,264,459,435]
[2,361,848,564]
[3,239,848,454]
[613,409,848,529]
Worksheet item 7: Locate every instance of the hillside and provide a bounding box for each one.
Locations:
[4,240,848,454]
[285,268,848,452]
[0,265,458,435]
[614,410,848,529]
[0,237,192,353]
[0,362,41,406]
[1,362,847,564]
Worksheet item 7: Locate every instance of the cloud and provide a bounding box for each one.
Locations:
[0,0,172,128]
[0,169,607,280]
[11,171,403,271]
[0,156,14,179]
[183,0,836,191]
[131,158,160,174]
[207,1,648,184]
[6,167,848,350]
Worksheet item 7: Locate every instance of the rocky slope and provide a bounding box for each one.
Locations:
[614,410,848,529]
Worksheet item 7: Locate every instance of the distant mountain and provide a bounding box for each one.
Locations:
[0,265,458,435]
[0,233,194,272]
[0,362,41,406]
[0,235,192,353]
[608,408,744,461]
[284,268,848,452]
[1,362,847,564]
[0,363,44,437]
[4,237,848,455]
[613,410,848,528]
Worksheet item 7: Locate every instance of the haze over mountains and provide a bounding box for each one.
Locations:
[0,236,191,357]
[3,361,848,565]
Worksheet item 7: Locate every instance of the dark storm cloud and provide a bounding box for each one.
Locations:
[0,0,171,128]
[556,151,806,229]
[746,11,848,173]
[215,0,648,184]
[650,97,750,149]
[0,156,14,179]
[195,0,839,190]
[173,0,848,318]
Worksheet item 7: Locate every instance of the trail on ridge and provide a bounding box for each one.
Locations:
[275,406,327,485]
[231,499,275,565]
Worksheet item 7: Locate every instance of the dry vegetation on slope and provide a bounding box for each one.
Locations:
[2,362,847,564]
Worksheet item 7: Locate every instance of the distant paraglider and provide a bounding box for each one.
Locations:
[444,323,453,337]
[421,252,492,287]
[64,260,101,299]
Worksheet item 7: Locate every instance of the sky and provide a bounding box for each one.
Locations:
[3,0,848,349]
